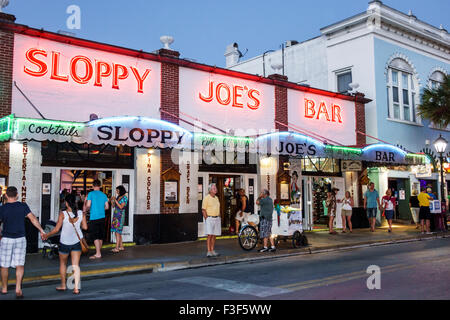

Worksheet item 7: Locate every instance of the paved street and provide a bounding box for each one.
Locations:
[4,237,449,300]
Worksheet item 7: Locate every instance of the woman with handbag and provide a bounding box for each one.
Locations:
[110,185,128,253]
[44,193,87,294]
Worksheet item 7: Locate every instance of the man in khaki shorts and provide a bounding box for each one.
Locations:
[202,183,221,257]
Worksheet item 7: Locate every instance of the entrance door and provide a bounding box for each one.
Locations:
[209,175,240,233]
[388,178,411,220]
[111,169,135,243]
[243,174,257,215]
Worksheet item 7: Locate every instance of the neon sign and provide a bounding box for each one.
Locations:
[199,81,261,110]
[304,98,343,123]
[23,48,151,93]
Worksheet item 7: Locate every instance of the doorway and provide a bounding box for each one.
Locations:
[209,175,241,234]
[60,170,113,242]
[388,178,411,220]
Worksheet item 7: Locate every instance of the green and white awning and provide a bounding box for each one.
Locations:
[0,114,429,165]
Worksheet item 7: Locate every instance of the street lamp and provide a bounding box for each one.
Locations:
[433,134,448,205]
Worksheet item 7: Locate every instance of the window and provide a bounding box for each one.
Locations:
[429,70,445,90]
[386,58,418,123]
[337,71,352,94]
[428,70,448,130]
[42,141,135,169]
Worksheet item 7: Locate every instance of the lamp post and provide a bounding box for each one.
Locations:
[433,135,448,207]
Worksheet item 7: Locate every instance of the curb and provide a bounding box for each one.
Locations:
[18,232,449,288]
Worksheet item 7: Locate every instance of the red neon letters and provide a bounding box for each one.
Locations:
[199,81,261,110]
[304,98,342,123]
[23,48,151,93]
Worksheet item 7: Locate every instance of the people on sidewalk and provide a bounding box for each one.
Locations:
[202,183,221,257]
[326,189,338,235]
[418,187,433,234]
[409,190,420,229]
[0,186,46,299]
[340,191,353,233]
[110,185,128,253]
[84,179,109,260]
[43,194,87,294]
[256,189,276,252]
[364,182,381,232]
[235,189,251,235]
[382,189,396,233]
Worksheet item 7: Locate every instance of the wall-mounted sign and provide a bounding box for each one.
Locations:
[21,142,28,203]
[199,81,261,110]
[179,68,275,132]
[288,89,356,146]
[411,164,432,178]
[24,48,151,93]
[304,98,342,123]
[42,183,51,195]
[164,181,178,203]
[146,152,152,211]
[341,160,362,171]
[13,34,161,122]
[162,167,180,208]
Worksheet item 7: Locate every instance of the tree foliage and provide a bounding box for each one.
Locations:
[417,74,450,128]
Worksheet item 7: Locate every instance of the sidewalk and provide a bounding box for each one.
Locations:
[11,225,449,287]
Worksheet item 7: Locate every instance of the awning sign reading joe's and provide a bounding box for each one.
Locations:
[12,116,192,149]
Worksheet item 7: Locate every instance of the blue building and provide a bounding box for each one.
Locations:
[228,1,449,221]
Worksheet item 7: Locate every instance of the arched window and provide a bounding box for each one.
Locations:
[386,58,418,123]
[429,70,445,90]
[428,70,448,131]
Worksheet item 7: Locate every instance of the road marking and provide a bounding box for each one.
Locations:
[278,263,407,289]
[173,276,292,298]
[85,292,143,300]
[70,288,122,299]
[278,257,450,292]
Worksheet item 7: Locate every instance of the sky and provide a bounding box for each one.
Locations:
[4,0,450,67]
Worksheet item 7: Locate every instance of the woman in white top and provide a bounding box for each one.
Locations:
[340,191,354,233]
[44,193,87,294]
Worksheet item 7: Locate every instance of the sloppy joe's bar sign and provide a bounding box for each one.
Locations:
[12,34,161,122]
[11,116,192,149]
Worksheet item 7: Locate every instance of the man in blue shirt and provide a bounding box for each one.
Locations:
[364,182,381,232]
[85,180,109,260]
[0,186,45,298]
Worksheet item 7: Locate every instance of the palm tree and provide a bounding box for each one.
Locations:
[417,74,450,129]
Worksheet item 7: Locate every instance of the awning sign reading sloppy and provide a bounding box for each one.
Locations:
[8,115,192,149]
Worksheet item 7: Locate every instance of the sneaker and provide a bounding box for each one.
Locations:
[268,247,276,252]
[207,252,213,257]
[258,247,269,253]
[212,250,220,257]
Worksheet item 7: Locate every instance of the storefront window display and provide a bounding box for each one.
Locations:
[312,177,334,225]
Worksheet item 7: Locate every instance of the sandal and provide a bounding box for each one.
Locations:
[111,248,120,253]
[56,287,67,292]
[73,289,80,295]
[118,247,125,251]
[89,255,102,260]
